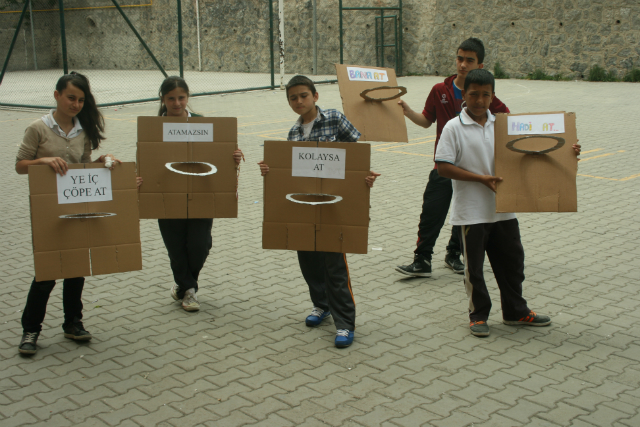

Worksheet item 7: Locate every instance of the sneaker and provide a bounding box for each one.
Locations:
[305,307,331,327]
[444,251,464,274]
[18,332,39,355]
[182,289,200,312]
[335,329,355,348]
[470,320,490,337]
[503,311,551,326]
[63,321,92,341]
[395,254,432,278]
[171,283,182,301]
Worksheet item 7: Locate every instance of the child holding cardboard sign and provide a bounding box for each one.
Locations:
[15,72,120,355]
[258,75,380,348]
[396,38,510,279]
[434,69,580,337]
[137,76,243,312]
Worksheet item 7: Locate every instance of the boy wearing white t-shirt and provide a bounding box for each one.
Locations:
[434,69,580,337]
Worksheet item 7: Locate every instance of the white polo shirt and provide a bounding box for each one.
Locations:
[434,108,516,226]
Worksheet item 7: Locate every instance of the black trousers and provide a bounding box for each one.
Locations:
[297,251,355,331]
[21,277,85,333]
[415,169,462,259]
[158,218,213,296]
[461,219,531,322]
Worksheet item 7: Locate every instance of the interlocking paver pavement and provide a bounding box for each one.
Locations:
[1,76,639,426]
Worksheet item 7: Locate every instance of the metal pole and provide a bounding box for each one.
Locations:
[178,0,183,77]
[1,0,30,85]
[398,0,403,76]
[278,0,284,89]
[196,0,201,71]
[58,0,68,74]
[110,0,168,77]
[380,9,384,68]
[312,0,317,75]
[339,0,343,64]
[29,0,37,70]
[269,0,274,89]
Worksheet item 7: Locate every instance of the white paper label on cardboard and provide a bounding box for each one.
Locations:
[162,123,214,142]
[507,114,565,135]
[292,147,346,179]
[346,66,389,82]
[56,169,113,204]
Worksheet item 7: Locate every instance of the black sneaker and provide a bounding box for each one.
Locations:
[444,251,464,274]
[19,332,39,355]
[470,321,490,337]
[63,321,92,341]
[395,254,432,277]
[503,311,551,327]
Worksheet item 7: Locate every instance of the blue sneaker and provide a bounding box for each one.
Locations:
[335,329,354,348]
[305,307,331,327]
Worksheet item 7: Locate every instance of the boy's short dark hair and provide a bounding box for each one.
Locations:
[286,75,317,98]
[464,69,495,93]
[458,37,485,64]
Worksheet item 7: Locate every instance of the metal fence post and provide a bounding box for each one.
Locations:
[398,0,403,76]
[178,0,183,78]
[278,0,284,89]
[29,0,37,70]
[269,0,274,89]
[110,0,168,78]
[0,0,29,85]
[58,0,68,74]
[339,0,343,64]
[312,0,317,75]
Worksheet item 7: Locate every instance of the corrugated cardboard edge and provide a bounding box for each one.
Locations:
[495,112,578,213]
[29,163,142,281]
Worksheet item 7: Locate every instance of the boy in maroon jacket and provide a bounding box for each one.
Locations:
[395,38,510,278]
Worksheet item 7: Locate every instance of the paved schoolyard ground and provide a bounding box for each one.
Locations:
[1,76,639,427]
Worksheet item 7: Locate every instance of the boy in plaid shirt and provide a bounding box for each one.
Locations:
[259,75,380,348]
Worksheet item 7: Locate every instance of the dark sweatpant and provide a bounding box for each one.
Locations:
[21,277,85,333]
[158,218,213,296]
[297,251,355,331]
[415,169,462,259]
[460,219,531,322]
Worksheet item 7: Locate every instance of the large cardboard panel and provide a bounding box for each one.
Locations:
[137,116,238,219]
[495,112,578,213]
[262,141,371,254]
[28,163,142,281]
[335,63,408,143]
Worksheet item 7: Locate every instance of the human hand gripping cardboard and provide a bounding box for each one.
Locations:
[96,154,121,170]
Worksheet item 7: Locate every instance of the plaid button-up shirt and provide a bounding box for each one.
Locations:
[288,107,361,142]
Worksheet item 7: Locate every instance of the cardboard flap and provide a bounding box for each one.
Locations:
[137,116,238,219]
[29,164,142,280]
[335,63,408,143]
[495,112,578,213]
[262,141,371,254]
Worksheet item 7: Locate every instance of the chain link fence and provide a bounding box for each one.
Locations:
[0,0,400,108]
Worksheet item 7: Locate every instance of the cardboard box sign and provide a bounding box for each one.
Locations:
[137,116,238,219]
[495,111,578,213]
[28,163,142,282]
[335,64,408,143]
[262,141,371,254]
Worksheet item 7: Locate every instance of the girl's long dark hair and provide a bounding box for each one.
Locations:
[158,76,191,116]
[55,72,105,150]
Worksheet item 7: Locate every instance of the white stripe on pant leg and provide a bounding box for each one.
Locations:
[462,225,475,314]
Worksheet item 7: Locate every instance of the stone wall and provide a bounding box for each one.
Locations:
[1,0,639,79]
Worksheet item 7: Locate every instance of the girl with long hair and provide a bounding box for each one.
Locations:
[139,76,243,312]
[15,72,120,355]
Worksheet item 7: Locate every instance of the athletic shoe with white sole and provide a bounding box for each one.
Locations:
[469,320,490,337]
[171,283,182,301]
[395,254,432,278]
[503,311,551,326]
[182,289,200,312]
[335,329,355,348]
[305,307,331,327]
[18,332,39,355]
[444,251,465,274]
